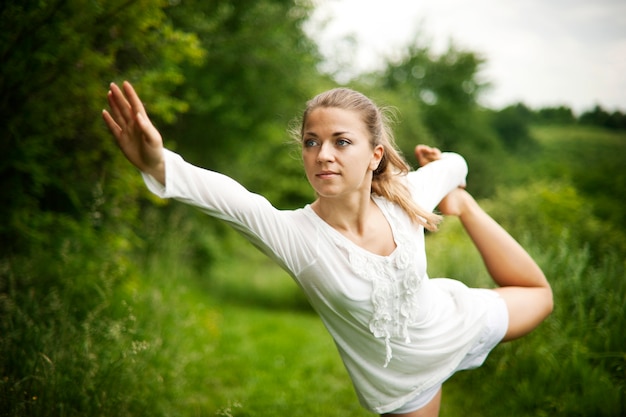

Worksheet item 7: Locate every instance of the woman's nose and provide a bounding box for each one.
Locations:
[316,141,335,163]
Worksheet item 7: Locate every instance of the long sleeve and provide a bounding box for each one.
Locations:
[141,149,314,275]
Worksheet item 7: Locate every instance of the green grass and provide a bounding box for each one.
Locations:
[142,245,362,416]
[98,210,363,416]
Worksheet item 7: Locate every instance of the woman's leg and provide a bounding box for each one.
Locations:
[382,388,442,417]
[439,189,553,341]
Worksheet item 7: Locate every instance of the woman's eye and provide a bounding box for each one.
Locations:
[303,139,318,147]
[336,139,350,147]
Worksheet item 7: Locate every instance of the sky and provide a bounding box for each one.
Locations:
[305,0,626,113]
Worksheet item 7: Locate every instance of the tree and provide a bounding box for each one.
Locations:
[579,105,626,130]
[0,0,204,256]
[535,106,576,125]
[377,41,504,196]
[491,103,535,151]
[162,0,325,208]
[0,2,209,414]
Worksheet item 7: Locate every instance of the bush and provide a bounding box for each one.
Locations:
[0,224,144,416]
[427,199,625,417]
[484,181,626,262]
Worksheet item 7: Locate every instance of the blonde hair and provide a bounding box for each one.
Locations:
[297,88,441,231]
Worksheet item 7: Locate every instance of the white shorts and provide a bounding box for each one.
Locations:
[389,290,509,414]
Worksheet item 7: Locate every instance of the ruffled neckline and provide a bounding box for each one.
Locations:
[305,196,425,367]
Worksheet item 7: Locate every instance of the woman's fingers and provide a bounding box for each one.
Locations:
[102,81,165,183]
[108,83,133,124]
[106,90,127,132]
[122,81,148,118]
[101,109,120,136]
[105,82,155,144]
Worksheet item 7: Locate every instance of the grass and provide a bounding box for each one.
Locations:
[117,214,364,416]
[179,248,363,416]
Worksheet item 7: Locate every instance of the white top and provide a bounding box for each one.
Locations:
[142,149,490,414]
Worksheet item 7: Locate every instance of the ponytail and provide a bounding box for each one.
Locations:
[371,126,442,231]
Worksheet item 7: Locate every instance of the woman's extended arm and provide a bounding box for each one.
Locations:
[102,81,165,184]
[102,84,313,274]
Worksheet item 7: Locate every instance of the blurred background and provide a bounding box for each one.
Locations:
[1,1,624,416]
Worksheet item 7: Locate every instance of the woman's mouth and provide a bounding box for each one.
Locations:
[317,171,338,179]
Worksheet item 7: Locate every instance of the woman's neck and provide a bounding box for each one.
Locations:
[312,194,397,256]
[312,193,375,236]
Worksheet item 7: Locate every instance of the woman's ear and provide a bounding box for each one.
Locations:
[370,144,384,171]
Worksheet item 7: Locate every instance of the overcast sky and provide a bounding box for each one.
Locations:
[306,0,626,113]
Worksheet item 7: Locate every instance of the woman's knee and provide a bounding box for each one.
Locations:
[497,286,553,341]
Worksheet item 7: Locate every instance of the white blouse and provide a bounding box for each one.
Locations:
[142,149,490,414]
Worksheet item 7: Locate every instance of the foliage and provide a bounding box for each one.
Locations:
[0,1,206,414]
[579,105,626,130]
[0,227,142,415]
[161,0,324,208]
[489,103,536,151]
[370,41,505,197]
[0,0,204,257]
[485,181,625,261]
[535,105,577,125]
[530,125,626,232]
[499,103,626,131]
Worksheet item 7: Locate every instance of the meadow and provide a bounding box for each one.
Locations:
[1,125,624,416]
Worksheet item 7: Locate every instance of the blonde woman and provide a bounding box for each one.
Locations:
[103,82,552,416]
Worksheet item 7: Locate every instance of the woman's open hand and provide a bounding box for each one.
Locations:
[102,81,165,184]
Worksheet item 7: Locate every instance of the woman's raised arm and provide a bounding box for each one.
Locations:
[102,81,165,185]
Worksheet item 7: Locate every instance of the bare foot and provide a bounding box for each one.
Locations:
[414,145,441,167]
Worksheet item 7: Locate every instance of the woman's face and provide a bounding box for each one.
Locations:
[302,107,383,200]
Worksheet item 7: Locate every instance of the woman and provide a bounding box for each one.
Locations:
[102,82,553,416]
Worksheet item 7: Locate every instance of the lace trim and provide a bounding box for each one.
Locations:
[349,200,424,367]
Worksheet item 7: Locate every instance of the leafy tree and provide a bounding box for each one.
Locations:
[1,1,205,414]
[381,44,485,145]
[580,105,626,130]
[0,0,204,257]
[491,103,536,151]
[377,41,504,196]
[535,105,576,125]
[162,0,325,208]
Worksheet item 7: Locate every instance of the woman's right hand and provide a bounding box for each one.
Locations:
[102,81,165,185]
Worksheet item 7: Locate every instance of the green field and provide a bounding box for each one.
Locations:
[2,125,624,416]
